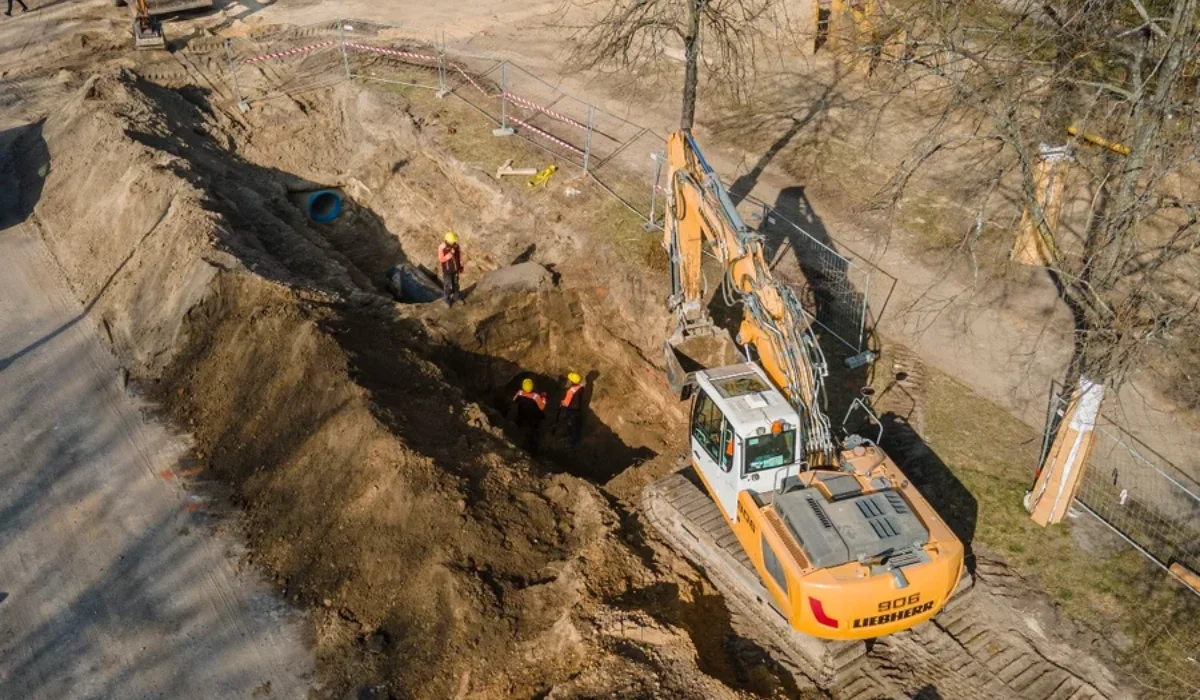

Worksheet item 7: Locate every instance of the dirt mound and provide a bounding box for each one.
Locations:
[24,71,796,699]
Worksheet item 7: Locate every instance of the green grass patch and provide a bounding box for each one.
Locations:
[887,357,1200,698]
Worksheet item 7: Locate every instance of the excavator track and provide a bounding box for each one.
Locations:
[643,469,871,689]
[643,469,1114,700]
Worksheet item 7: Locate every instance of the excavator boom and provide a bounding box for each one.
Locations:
[662,130,834,464]
[645,130,967,683]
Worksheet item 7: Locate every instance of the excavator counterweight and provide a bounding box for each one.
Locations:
[645,129,968,684]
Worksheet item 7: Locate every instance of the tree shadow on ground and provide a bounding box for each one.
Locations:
[0,120,48,231]
[876,410,978,570]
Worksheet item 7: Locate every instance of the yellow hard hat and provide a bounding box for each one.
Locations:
[567,372,582,385]
[444,231,458,244]
[521,378,534,392]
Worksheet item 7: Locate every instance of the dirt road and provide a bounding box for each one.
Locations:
[0,223,313,698]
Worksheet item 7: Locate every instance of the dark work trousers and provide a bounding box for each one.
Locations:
[561,407,582,446]
[6,0,28,13]
[520,418,542,455]
[442,269,460,306]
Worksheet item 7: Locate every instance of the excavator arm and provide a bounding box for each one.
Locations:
[663,130,835,465]
[647,129,967,653]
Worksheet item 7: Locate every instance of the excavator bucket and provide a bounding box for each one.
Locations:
[132,18,166,50]
[663,330,742,399]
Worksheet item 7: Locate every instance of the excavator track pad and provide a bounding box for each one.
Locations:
[642,468,869,687]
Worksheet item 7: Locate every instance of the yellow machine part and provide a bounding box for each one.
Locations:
[692,446,964,640]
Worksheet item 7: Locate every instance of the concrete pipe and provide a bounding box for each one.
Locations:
[291,189,344,223]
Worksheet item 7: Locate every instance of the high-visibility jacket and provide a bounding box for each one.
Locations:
[561,384,583,410]
[513,390,547,423]
[438,242,464,274]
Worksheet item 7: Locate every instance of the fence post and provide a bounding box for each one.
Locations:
[492,63,514,136]
[337,18,351,80]
[225,39,249,113]
[857,270,870,352]
[435,30,449,98]
[582,104,596,174]
[643,151,664,231]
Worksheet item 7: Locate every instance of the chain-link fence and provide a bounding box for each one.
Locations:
[190,18,879,351]
[1042,392,1200,586]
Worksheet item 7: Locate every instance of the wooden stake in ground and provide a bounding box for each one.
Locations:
[1012,145,1073,266]
[1026,377,1105,526]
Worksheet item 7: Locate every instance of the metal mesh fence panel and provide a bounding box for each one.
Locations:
[227,21,346,104]
[1041,391,1200,581]
[744,199,871,352]
[1077,424,1200,575]
[338,19,445,92]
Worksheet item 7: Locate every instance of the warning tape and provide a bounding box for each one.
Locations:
[504,92,587,132]
[345,43,438,63]
[242,41,335,65]
[508,116,585,156]
[449,62,500,98]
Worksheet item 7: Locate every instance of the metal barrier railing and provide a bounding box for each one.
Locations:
[1041,392,1200,588]
[202,18,877,352]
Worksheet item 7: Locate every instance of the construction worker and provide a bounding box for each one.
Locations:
[437,232,464,308]
[559,372,585,446]
[511,378,547,455]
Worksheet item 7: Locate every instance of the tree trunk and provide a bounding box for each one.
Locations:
[680,0,706,130]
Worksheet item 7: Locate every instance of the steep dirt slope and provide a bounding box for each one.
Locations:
[26,71,801,699]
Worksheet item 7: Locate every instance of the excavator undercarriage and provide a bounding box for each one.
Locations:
[644,468,871,686]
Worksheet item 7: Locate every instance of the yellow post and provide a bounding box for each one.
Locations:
[1066,125,1131,156]
[1169,563,1200,596]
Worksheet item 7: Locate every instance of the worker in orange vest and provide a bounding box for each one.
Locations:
[511,377,547,455]
[558,372,585,446]
[438,232,465,308]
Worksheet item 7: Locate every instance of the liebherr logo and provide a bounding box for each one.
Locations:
[852,601,936,628]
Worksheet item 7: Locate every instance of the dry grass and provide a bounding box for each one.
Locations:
[871,346,1200,698]
[360,71,658,269]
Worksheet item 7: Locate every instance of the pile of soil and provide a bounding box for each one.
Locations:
[25,71,798,699]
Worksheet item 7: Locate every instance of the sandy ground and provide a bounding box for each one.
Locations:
[0,2,1188,698]
[0,225,313,698]
[0,1,1193,476]
[211,0,1198,479]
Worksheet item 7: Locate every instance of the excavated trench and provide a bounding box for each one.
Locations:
[18,65,1140,699]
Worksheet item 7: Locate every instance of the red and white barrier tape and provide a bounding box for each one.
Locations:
[345,43,438,62]
[242,40,335,65]
[449,62,500,98]
[504,93,587,132]
[508,116,585,156]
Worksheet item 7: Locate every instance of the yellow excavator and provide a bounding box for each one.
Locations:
[643,130,967,685]
[116,0,214,50]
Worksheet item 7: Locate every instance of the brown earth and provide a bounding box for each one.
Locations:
[21,70,812,699]
[3,7,1164,696]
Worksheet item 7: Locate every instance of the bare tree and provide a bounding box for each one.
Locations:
[568,0,781,129]
[873,0,1200,392]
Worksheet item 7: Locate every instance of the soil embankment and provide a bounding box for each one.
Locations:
[28,71,795,699]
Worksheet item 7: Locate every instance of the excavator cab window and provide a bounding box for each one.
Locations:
[719,423,738,473]
[744,430,796,474]
[691,390,727,464]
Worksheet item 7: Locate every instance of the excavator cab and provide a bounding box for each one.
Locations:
[686,363,964,641]
[689,364,805,518]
